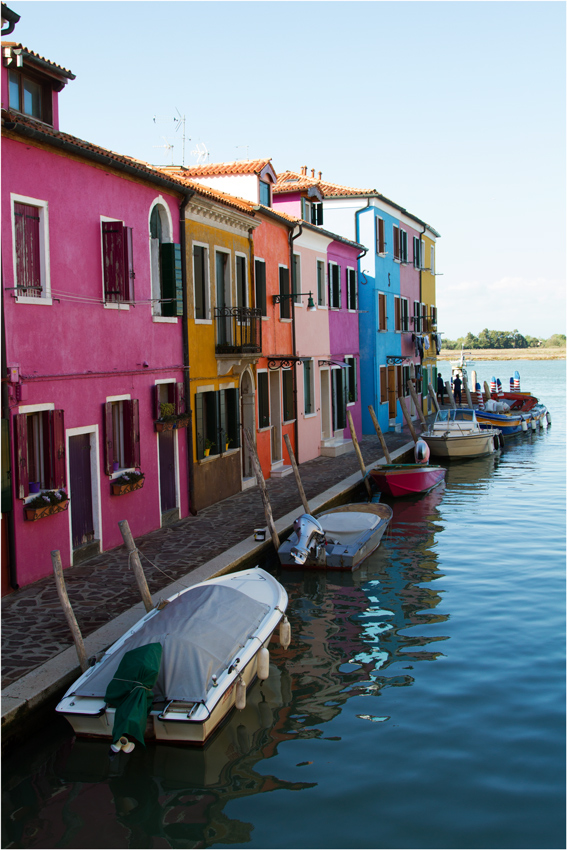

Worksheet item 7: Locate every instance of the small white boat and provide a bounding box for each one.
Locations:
[56,567,289,747]
[277,502,393,571]
[421,409,502,459]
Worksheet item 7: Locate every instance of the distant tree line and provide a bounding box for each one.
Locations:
[442,330,566,350]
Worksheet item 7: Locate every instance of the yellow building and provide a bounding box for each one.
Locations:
[420,227,441,414]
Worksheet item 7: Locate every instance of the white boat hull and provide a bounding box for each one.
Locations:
[422,430,500,459]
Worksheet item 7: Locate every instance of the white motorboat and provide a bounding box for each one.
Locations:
[277,502,393,571]
[56,567,289,747]
[421,409,502,459]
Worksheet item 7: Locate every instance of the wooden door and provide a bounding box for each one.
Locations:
[159,430,176,513]
[69,434,95,549]
[387,365,397,418]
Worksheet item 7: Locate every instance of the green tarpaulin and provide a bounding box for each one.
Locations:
[105,642,163,747]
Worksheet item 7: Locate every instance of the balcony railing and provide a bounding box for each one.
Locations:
[410,316,437,334]
[215,306,262,355]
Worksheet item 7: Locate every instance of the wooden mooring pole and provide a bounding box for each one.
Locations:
[347,410,373,501]
[118,520,154,613]
[462,372,473,408]
[368,405,392,464]
[399,396,419,443]
[243,427,280,550]
[408,380,428,427]
[445,381,457,410]
[284,433,310,514]
[427,383,440,413]
[51,550,88,673]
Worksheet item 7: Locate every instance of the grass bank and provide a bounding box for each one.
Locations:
[438,348,565,361]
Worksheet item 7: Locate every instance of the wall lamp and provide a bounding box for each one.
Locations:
[272,291,317,312]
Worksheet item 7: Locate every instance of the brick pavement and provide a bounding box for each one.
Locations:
[1,426,417,689]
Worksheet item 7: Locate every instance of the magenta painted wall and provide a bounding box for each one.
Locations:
[2,135,189,587]
[327,240,362,439]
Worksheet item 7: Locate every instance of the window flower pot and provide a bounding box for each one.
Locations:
[155,420,175,432]
[112,478,145,496]
[25,499,69,522]
[203,448,210,457]
[29,481,41,494]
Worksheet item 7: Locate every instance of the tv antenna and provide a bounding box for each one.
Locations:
[152,109,189,165]
[153,136,175,165]
[191,142,209,165]
[236,144,249,160]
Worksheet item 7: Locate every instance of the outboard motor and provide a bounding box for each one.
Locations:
[290,514,325,565]
[414,439,430,464]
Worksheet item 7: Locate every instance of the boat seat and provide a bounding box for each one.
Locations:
[318,512,380,544]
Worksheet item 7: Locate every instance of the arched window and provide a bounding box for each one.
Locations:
[149,201,181,317]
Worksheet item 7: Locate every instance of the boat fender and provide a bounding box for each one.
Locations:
[280,615,291,650]
[531,419,537,431]
[498,433,504,448]
[547,411,551,424]
[414,439,430,464]
[257,647,270,680]
[521,420,528,432]
[236,676,246,710]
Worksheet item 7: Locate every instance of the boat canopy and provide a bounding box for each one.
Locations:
[73,584,270,704]
[435,409,477,424]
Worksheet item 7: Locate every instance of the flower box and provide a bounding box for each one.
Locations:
[24,499,69,522]
[154,415,190,432]
[112,478,145,496]
[155,420,175,432]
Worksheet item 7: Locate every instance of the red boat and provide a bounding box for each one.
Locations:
[369,463,446,497]
[369,438,446,498]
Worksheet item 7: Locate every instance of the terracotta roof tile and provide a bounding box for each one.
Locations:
[165,158,273,178]
[154,167,257,216]
[274,169,373,197]
[1,41,75,78]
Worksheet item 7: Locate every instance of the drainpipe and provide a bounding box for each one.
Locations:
[1,282,18,589]
[355,201,373,422]
[289,222,303,458]
[418,222,428,414]
[179,188,197,515]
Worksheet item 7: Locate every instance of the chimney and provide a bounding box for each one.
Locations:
[301,166,307,176]
[318,171,322,181]
[311,169,315,178]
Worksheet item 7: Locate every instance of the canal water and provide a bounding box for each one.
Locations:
[2,360,565,849]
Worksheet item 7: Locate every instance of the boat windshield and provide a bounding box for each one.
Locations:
[435,409,477,424]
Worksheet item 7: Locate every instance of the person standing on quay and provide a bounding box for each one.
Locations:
[437,372,445,406]
[453,373,463,406]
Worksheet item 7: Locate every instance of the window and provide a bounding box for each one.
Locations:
[154,382,185,420]
[401,297,409,332]
[394,296,401,332]
[255,259,267,316]
[378,292,387,331]
[12,197,50,299]
[345,356,357,404]
[236,255,247,309]
[102,220,134,304]
[282,369,294,421]
[301,198,311,222]
[303,360,314,415]
[400,229,408,264]
[193,244,209,320]
[279,266,291,319]
[402,365,410,397]
[257,372,270,428]
[396,365,403,398]
[195,388,240,459]
[431,305,437,327]
[259,180,271,207]
[380,367,388,404]
[347,268,357,310]
[150,206,181,317]
[328,262,341,309]
[14,409,66,498]
[413,236,421,269]
[376,218,385,255]
[421,302,428,332]
[104,400,140,474]
[393,225,400,261]
[215,251,231,344]
[8,69,52,124]
[317,260,326,306]
[413,301,421,333]
[332,367,347,430]
[311,203,323,226]
[292,253,301,304]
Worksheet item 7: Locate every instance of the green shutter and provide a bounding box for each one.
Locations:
[161,243,183,317]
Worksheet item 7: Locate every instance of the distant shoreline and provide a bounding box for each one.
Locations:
[438,348,565,362]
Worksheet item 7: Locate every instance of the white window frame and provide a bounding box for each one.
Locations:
[401,296,409,333]
[376,217,386,256]
[400,229,408,264]
[316,258,327,308]
[292,252,302,305]
[346,267,357,311]
[345,355,357,405]
[257,368,271,431]
[278,263,292,322]
[11,193,52,305]
[303,358,316,417]
[149,198,176,323]
[328,261,341,310]
[254,256,269,320]
[235,251,248,313]
[105,393,132,473]
[193,240,211,324]
[100,215,130,311]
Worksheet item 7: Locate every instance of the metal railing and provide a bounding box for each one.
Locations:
[214,306,262,355]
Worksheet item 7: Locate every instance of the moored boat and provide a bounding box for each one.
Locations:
[369,439,446,497]
[421,409,502,459]
[277,502,393,571]
[56,567,289,747]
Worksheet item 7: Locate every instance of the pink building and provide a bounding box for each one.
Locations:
[1,43,194,591]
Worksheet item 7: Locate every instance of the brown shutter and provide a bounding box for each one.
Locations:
[14,413,29,499]
[395,297,401,332]
[104,402,114,475]
[393,226,400,261]
[154,384,161,421]
[124,399,140,468]
[379,218,385,254]
[124,226,135,302]
[49,409,66,490]
[396,365,403,398]
[380,367,387,404]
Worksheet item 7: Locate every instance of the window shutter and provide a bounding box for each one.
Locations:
[123,226,134,301]
[122,399,140,468]
[195,392,204,458]
[279,267,290,319]
[255,260,266,316]
[49,409,66,490]
[14,203,41,294]
[194,246,205,319]
[14,413,29,499]
[379,218,385,254]
[102,221,125,302]
[154,384,162,421]
[161,243,183,317]
[219,389,227,448]
[337,266,342,309]
[175,382,186,415]
[103,402,114,475]
[393,226,400,261]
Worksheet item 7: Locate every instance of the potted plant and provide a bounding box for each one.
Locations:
[155,402,190,432]
[224,436,233,451]
[24,489,69,521]
[204,439,215,458]
[111,470,145,496]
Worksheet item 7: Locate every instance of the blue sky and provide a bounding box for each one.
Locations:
[9,1,566,339]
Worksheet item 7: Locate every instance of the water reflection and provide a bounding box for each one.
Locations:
[3,487,451,849]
